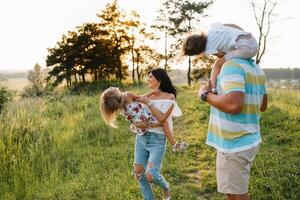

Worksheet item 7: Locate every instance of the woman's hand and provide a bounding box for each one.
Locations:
[132,121,161,129]
[132,121,150,128]
[137,96,150,106]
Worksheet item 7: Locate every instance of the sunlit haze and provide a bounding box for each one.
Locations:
[0,0,299,71]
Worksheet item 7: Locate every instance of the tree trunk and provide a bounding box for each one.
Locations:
[81,73,86,82]
[94,69,98,81]
[131,40,136,83]
[188,56,192,86]
[74,73,78,84]
[164,32,168,71]
[136,52,141,82]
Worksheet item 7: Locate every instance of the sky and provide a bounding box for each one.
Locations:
[0,0,299,71]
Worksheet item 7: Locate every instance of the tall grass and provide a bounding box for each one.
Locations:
[0,87,299,199]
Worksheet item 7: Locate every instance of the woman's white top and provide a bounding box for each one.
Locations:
[205,22,251,55]
[147,99,182,135]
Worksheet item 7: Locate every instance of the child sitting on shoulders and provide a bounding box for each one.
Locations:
[182,22,258,93]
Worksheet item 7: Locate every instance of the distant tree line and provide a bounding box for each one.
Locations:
[264,68,300,80]
[0,72,27,81]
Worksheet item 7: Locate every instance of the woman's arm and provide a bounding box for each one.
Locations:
[138,96,174,123]
[125,91,141,100]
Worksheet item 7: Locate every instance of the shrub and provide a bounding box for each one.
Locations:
[0,86,12,112]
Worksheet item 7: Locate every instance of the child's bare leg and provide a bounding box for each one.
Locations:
[162,122,176,146]
[210,56,226,90]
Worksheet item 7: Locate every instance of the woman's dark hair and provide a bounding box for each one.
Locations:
[150,68,178,98]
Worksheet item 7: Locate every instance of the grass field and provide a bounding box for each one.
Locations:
[0,77,28,91]
[0,86,299,200]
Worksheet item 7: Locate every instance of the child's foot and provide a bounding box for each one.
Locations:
[172,141,189,152]
[163,189,170,200]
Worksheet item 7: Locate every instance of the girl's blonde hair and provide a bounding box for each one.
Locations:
[99,87,123,128]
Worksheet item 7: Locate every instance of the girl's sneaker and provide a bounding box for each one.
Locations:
[172,141,189,152]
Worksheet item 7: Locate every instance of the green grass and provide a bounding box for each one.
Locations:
[0,86,299,200]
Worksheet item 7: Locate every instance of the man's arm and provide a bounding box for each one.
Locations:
[260,94,268,112]
[206,92,244,114]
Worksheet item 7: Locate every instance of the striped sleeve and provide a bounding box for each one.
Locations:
[219,62,245,94]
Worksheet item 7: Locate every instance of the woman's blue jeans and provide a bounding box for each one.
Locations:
[134,132,169,200]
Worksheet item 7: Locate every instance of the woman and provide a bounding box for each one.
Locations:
[133,68,182,200]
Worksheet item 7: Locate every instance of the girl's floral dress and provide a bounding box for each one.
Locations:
[122,101,156,135]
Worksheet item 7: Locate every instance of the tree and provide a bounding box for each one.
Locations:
[46,34,77,87]
[97,0,131,81]
[160,0,213,86]
[46,1,135,87]
[152,1,174,71]
[251,0,277,64]
[75,23,112,81]
[134,45,163,81]
[46,23,113,87]
[23,63,47,97]
[192,55,215,82]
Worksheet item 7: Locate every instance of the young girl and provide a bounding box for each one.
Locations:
[99,87,188,152]
[182,22,258,93]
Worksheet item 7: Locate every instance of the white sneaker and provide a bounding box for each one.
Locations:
[172,141,189,152]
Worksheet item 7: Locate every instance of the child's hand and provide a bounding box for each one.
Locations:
[198,80,212,97]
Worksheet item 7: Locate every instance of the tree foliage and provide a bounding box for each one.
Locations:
[157,0,213,86]
[46,0,157,87]
[191,55,215,82]
[23,63,49,97]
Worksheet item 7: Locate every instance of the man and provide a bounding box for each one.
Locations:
[198,58,268,200]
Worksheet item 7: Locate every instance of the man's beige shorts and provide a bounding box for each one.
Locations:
[216,145,260,194]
